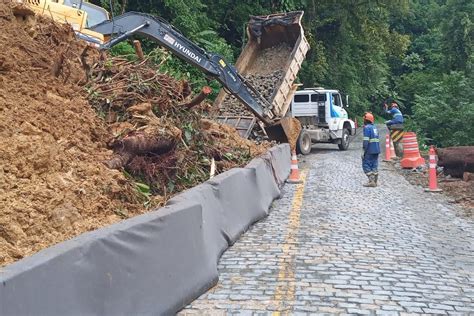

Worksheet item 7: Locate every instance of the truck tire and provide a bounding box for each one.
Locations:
[338,128,350,151]
[296,130,312,155]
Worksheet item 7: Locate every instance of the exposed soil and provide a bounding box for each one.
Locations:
[391,157,474,218]
[0,1,268,267]
[0,1,145,266]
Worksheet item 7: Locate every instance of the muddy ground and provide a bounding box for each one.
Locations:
[389,158,473,218]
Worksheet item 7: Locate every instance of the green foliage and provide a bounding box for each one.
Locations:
[148,48,222,97]
[411,71,474,146]
[109,41,138,60]
[94,0,472,147]
[135,181,152,207]
[299,0,410,116]
[440,0,474,72]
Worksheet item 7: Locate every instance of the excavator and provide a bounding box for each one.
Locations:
[21,0,307,145]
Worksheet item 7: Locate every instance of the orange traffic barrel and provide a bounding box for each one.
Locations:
[400,132,425,169]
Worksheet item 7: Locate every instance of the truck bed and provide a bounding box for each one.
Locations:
[214,11,310,137]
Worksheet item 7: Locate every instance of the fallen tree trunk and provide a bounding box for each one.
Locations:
[104,133,176,169]
[436,146,474,178]
[103,103,180,170]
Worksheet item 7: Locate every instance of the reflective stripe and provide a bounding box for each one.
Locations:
[429,163,436,168]
[363,137,369,140]
[394,114,403,117]
[429,155,436,160]
[369,139,379,142]
[291,165,298,169]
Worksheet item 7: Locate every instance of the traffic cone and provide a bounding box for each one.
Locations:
[425,146,442,192]
[383,134,391,161]
[400,132,425,169]
[287,150,302,184]
[390,139,397,159]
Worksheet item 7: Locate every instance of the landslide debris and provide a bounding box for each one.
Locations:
[0,0,268,267]
[86,56,270,194]
[0,1,144,266]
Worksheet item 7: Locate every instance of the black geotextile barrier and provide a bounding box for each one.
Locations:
[0,144,291,316]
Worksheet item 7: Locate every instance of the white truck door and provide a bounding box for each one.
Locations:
[328,93,343,131]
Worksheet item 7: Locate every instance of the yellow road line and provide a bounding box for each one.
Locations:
[272,170,308,313]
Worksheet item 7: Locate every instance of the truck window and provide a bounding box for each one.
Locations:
[294,95,309,103]
[332,93,341,106]
[311,94,327,102]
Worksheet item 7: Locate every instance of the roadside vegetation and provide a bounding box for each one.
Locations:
[96,0,473,147]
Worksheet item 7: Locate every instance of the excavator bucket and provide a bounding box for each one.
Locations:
[265,117,302,151]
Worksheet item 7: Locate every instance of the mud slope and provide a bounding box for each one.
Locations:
[0,1,144,267]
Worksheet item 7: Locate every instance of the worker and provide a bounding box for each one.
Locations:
[362,112,380,187]
[384,102,404,129]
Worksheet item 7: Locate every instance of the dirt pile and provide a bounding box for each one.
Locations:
[0,1,146,266]
[0,1,268,267]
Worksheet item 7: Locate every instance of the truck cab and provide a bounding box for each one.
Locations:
[291,87,356,154]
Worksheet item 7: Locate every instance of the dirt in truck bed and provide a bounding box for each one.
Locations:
[0,0,268,267]
[219,70,284,117]
[219,43,291,121]
[247,43,292,75]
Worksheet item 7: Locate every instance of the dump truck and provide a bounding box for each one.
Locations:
[215,11,310,141]
[291,87,356,154]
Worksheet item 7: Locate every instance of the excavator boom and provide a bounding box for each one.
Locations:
[22,0,307,144]
[89,12,274,124]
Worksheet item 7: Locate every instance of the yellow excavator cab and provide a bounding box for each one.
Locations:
[21,0,108,44]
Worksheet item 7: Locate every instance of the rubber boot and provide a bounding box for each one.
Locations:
[373,172,379,187]
[363,172,375,187]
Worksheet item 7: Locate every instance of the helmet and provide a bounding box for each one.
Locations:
[363,112,375,123]
[391,102,398,108]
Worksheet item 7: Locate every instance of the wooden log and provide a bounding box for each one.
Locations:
[104,133,176,169]
[133,40,145,61]
[180,86,212,109]
[436,146,474,178]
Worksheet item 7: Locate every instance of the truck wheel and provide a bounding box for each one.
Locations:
[338,129,350,151]
[296,130,312,155]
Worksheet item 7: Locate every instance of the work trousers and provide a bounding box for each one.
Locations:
[362,154,379,174]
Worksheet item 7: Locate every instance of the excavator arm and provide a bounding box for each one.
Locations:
[89,12,274,124]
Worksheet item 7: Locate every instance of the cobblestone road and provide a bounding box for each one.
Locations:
[180,130,474,315]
